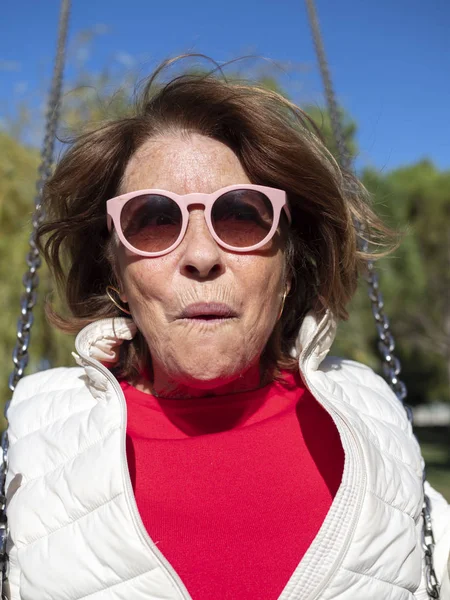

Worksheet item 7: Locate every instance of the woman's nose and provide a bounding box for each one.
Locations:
[179,209,225,279]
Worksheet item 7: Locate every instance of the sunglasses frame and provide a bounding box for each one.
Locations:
[106,183,291,257]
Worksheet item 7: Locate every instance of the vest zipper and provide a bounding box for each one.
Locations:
[297,377,366,599]
[74,334,194,600]
[281,321,367,600]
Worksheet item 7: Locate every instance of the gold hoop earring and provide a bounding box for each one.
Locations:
[277,289,288,322]
[106,285,132,316]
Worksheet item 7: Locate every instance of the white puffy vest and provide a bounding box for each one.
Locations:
[5,313,450,600]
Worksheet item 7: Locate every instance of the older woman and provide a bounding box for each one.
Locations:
[5,65,450,600]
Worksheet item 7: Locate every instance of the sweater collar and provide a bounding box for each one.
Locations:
[74,310,337,372]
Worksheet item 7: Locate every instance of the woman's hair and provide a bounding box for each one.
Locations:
[38,57,395,381]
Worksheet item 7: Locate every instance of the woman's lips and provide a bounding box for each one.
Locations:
[178,302,237,320]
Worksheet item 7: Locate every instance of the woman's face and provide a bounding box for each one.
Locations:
[115,132,288,396]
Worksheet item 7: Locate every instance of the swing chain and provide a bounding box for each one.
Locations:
[364,258,407,400]
[0,0,71,594]
[423,492,441,597]
[305,0,440,597]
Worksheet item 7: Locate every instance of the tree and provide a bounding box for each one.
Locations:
[304,104,358,162]
[362,162,450,403]
[0,134,76,415]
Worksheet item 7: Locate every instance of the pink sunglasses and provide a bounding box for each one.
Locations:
[106,184,291,257]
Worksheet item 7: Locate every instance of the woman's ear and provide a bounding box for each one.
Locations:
[284,273,292,297]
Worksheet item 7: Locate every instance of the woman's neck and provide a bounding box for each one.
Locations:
[134,361,272,399]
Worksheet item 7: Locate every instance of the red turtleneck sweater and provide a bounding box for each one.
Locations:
[121,370,344,600]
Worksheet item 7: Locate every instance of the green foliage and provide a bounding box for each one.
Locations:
[333,161,450,404]
[304,104,358,161]
[365,162,450,403]
[0,134,75,411]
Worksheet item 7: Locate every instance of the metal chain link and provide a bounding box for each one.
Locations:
[304,0,440,597]
[0,0,71,594]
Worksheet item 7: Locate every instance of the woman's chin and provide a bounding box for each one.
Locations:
[149,325,264,393]
[173,362,243,388]
[153,357,251,394]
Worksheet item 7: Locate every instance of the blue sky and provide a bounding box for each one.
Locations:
[1,0,449,172]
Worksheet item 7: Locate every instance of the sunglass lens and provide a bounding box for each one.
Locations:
[120,194,182,253]
[211,190,274,248]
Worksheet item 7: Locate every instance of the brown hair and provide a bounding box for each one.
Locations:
[38,58,395,381]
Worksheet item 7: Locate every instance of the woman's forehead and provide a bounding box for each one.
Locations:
[120,133,250,195]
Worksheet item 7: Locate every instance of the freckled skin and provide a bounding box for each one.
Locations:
[115,133,288,398]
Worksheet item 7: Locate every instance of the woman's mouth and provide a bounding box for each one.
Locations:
[178,302,238,322]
